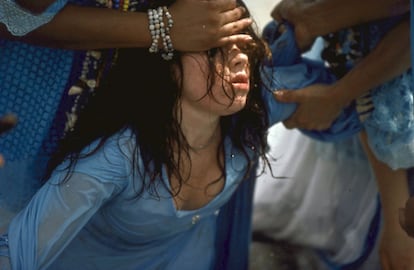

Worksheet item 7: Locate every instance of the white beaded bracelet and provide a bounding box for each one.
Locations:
[147,6,175,60]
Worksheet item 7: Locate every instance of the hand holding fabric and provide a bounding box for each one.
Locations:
[270,0,316,51]
[274,84,344,131]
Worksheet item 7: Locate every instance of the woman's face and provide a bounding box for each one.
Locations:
[179,43,251,116]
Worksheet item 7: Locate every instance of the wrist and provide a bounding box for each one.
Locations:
[301,2,331,38]
[329,83,353,109]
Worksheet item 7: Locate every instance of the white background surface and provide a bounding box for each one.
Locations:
[243,0,277,32]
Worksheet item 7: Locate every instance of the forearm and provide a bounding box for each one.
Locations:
[331,19,410,107]
[2,4,152,50]
[15,0,57,13]
[304,0,410,37]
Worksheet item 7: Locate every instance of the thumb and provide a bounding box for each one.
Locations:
[273,90,298,103]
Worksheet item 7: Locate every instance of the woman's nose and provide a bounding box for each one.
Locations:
[229,45,248,69]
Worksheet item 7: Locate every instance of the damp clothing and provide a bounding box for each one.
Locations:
[260,21,362,142]
[0,1,257,269]
[261,15,414,170]
[0,87,286,269]
[0,129,258,270]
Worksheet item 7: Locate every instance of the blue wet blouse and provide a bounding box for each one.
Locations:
[0,128,261,270]
[0,1,262,269]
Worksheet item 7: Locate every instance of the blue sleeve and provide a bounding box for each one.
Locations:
[0,134,131,270]
[0,0,68,36]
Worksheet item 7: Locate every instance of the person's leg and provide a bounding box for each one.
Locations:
[359,130,414,269]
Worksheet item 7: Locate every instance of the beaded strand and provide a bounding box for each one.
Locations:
[64,0,132,133]
[147,6,175,60]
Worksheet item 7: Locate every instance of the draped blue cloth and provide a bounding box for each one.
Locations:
[261,21,363,142]
[262,17,414,170]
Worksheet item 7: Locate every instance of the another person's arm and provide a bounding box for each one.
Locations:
[400,197,414,238]
[271,0,410,50]
[274,19,410,130]
[0,0,252,51]
[360,131,414,270]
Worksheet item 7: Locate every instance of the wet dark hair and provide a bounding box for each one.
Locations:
[44,1,272,198]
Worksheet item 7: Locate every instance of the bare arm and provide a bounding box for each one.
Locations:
[330,19,410,108]
[0,0,252,51]
[15,0,57,13]
[271,0,410,49]
[274,19,410,130]
[360,131,414,270]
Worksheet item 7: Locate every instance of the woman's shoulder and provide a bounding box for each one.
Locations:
[69,129,137,184]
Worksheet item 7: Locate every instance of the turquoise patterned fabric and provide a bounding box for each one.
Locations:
[0,0,119,222]
[0,40,74,214]
[0,0,68,36]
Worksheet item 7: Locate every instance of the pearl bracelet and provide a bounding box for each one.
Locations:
[147,6,175,60]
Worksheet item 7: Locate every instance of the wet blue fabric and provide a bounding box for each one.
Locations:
[262,18,414,170]
[0,129,257,270]
[261,21,363,142]
[215,164,256,270]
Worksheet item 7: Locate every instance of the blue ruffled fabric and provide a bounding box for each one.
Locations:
[261,21,362,142]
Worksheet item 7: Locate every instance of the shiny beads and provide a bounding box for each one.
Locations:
[147,6,175,60]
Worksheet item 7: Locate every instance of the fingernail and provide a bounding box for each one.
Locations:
[273,90,283,96]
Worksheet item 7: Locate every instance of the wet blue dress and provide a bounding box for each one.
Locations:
[0,129,259,270]
[0,1,256,269]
